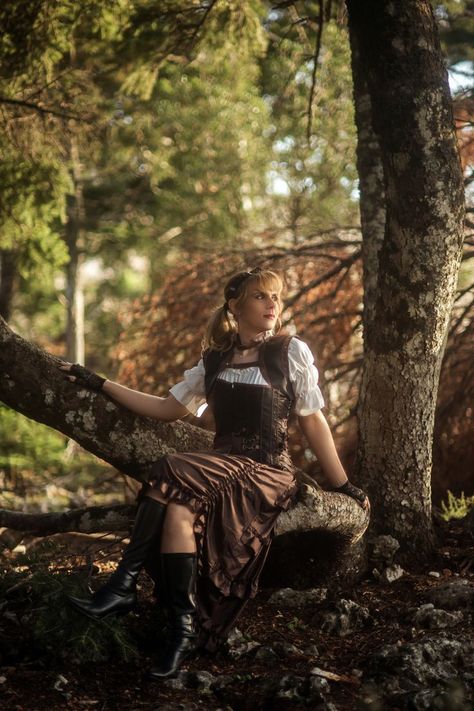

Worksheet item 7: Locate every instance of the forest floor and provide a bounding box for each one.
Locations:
[1,514,473,711]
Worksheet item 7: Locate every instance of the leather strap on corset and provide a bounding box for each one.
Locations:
[202,335,295,400]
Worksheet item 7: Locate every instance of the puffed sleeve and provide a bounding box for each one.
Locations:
[168,358,207,415]
[288,337,325,416]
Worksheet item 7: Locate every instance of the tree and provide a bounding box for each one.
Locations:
[1,0,470,573]
[346,0,466,558]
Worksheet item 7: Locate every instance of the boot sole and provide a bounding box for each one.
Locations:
[148,647,198,680]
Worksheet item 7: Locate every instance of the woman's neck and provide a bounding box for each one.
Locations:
[236,329,268,348]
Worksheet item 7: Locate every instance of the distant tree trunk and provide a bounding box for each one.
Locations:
[65,136,85,365]
[0,249,17,321]
[346,0,465,559]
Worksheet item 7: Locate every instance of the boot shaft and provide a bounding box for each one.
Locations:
[160,552,197,620]
[119,498,167,579]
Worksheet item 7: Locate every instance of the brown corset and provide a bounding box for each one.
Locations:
[202,335,296,472]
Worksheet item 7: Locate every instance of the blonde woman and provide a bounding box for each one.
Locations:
[61,267,369,679]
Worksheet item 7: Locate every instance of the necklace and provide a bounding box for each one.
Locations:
[235,341,258,351]
[234,333,264,358]
[235,334,262,350]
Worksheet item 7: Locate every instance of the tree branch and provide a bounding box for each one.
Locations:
[0,96,90,121]
[0,316,212,483]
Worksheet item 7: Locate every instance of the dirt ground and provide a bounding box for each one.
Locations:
[1,515,473,711]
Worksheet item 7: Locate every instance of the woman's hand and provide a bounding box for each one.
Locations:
[333,480,370,512]
[58,362,75,381]
[58,362,106,392]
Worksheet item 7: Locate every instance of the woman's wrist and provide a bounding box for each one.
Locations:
[332,479,369,508]
[69,363,106,392]
[332,478,350,490]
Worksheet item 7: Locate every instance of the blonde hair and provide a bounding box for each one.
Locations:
[203,268,284,352]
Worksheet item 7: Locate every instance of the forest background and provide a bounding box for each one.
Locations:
[0,1,473,538]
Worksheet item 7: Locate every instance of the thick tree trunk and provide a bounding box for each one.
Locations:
[346,0,465,559]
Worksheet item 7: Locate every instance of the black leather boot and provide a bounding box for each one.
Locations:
[68,498,167,620]
[149,552,198,679]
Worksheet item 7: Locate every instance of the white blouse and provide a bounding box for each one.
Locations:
[169,337,325,417]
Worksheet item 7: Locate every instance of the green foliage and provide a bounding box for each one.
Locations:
[0,0,135,309]
[0,158,70,278]
[261,17,359,233]
[0,405,122,513]
[436,1,474,64]
[0,405,68,475]
[0,546,138,663]
[440,490,474,521]
[90,0,273,266]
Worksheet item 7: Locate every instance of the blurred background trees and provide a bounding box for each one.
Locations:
[0,0,472,519]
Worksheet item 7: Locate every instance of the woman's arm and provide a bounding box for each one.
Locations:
[59,363,189,421]
[102,381,189,421]
[297,410,348,487]
[298,410,369,510]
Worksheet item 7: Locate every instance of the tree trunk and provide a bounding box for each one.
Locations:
[65,137,85,365]
[346,0,465,559]
[0,249,17,321]
[348,26,385,336]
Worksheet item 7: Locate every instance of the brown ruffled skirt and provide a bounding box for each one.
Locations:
[144,451,298,653]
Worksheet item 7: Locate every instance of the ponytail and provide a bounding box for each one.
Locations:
[202,304,237,353]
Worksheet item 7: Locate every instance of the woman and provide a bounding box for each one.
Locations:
[61,267,369,679]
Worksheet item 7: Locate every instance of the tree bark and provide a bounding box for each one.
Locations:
[348,26,385,336]
[346,0,466,558]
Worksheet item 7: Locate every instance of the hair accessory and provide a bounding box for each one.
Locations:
[225,267,263,299]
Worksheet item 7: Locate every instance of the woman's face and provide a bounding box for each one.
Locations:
[230,282,281,334]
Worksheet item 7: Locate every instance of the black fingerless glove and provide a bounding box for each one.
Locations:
[333,479,368,506]
[70,364,106,392]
